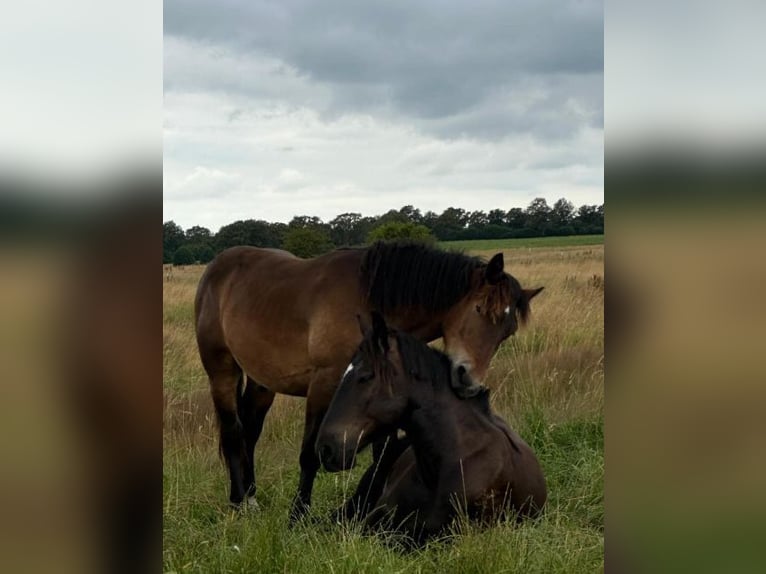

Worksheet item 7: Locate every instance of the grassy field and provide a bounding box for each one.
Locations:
[163,244,604,573]
[440,234,603,251]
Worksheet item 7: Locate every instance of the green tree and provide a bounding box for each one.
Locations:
[367,221,434,243]
[172,245,195,266]
[439,207,468,227]
[551,198,575,228]
[163,221,185,263]
[467,210,489,227]
[487,209,506,226]
[398,205,423,223]
[506,207,526,229]
[525,198,552,234]
[431,207,468,240]
[289,215,325,230]
[282,227,333,258]
[375,209,409,226]
[185,225,212,243]
[421,210,439,230]
[190,243,215,263]
[215,219,281,251]
[329,212,362,246]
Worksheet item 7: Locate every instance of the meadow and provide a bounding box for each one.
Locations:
[163,239,604,573]
[440,234,604,251]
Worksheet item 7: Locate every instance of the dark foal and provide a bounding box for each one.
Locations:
[316,313,547,544]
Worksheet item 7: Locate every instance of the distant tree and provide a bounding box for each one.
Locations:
[376,209,409,226]
[438,207,469,227]
[576,204,599,224]
[269,222,289,245]
[573,203,604,233]
[487,209,506,226]
[398,205,423,224]
[367,222,434,243]
[481,224,512,239]
[551,198,575,229]
[329,212,362,246]
[506,207,526,229]
[431,207,468,240]
[282,227,333,258]
[289,215,325,230]
[163,221,185,263]
[172,245,194,266]
[421,210,439,230]
[185,225,212,243]
[355,216,378,244]
[525,198,552,234]
[467,210,489,227]
[190,243,215,263]
[216,219,281,251]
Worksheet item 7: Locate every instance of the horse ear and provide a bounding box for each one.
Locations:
[523,286,544,301]
[485,253,505,284]
[371,311,389,352]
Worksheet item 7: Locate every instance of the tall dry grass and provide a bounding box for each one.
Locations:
[163,244,604,573]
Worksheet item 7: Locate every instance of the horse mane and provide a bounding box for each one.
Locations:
[360,241,486,314]
[393,330,492,415]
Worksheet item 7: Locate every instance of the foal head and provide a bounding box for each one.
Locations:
[316,313,426,473]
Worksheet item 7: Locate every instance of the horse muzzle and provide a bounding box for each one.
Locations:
[450,363,485,398]
[316,438,357,473]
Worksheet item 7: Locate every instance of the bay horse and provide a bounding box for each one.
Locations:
[194,241,543,518]
[315,313,547,544]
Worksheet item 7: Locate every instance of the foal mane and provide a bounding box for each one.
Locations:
[360,241,485,314]
[393,329,492,415]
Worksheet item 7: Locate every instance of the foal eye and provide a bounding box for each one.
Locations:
[356,372,373,383]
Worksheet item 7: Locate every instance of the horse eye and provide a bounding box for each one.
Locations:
[475,304,482,314]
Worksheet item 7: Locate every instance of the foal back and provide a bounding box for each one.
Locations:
[369,410,546,538]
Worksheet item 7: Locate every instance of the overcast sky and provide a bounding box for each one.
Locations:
[163,0,603,231]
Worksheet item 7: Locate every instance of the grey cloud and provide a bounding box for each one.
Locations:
[164,0,602,141]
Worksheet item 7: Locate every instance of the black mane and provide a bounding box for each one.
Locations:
[393,329,492,414]
[360,241,485,314]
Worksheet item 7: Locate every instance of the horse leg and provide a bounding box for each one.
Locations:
[289,373,337,524]
[336,433,410,521]
[238,377,275,501]
[209,367,248,506]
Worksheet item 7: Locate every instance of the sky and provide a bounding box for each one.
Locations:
[163,0,603,231]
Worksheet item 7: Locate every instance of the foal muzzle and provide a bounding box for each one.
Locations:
[316,437,357,473]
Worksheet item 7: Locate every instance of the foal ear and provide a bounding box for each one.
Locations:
[523,286,544,301]
[371,311,390,352]
[485,253,505,284]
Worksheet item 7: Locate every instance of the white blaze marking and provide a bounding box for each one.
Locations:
[343,363,353,377]
[504,306,511,315]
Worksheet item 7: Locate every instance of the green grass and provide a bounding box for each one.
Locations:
[163,246,604,572]
[163,409,603,574]
[440,235,604,252]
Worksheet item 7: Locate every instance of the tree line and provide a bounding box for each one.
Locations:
[163,197,604,264]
